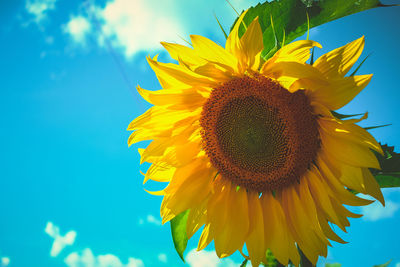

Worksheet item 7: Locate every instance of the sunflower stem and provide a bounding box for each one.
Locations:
[298,248,315,267]
[306,11,310,40]
[240,259,248,267]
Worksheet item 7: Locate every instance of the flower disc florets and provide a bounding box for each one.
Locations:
[200,74,320,192]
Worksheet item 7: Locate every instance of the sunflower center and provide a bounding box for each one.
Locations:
[200,75,320,192]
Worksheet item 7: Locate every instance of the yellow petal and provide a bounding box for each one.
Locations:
[137,85,207,109]
[190,35,238,72]
[192,62,234,82]
[316,211,347,244]
[147,56,217,88]
[314,36,365,78]
[320,129,380,169]
[127,105,199,131]
[186,200,208,239]
[246,192,265,267]
[144,188,166,196]
[318,157,373,206]
[161,42,207,66]
[362,168,385,205]
[306,169,345,231]
[330,198,362,222]
[309,74,372,110]
[319,116,382,154]
[240,16,264,70]
[297,180,331,244]
[263,40,322,71]
[339,163,367,193]
[163,156,210,195]
[161,163,215,223]
[280,185,326,264]
[262,61,326,89]
[140,128,202,167]
[206,177,230,234]
[226,10,247,70]
[198,223,213,250]
[262,193,300,266]
[143,162,175,184]
[127,114,199,146]
[213,186,249,258]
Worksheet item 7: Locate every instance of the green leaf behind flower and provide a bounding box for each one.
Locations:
[263,249,285,266]
[373,260,392,267]
[325,264,342,267]
[331,111,364,119]
[170,210,189,261]
[232,0,385,59]
[371,144,400,188]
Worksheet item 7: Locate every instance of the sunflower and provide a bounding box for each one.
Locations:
[128,12,384,267]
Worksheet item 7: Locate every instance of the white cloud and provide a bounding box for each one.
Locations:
[186,249,239,267]
[146,214,161,225]
[1,257,10,267]
[97,0,184,58]
[65,0,260,59]
[44,222,145,267]
[64,16,92,45]
[139,214,161,226]
[157,253,167,263]
[45,221,77,257]
[395,262,400,267]
[361,200,399,221]
[64,248,144,267]
[25,0,57,23]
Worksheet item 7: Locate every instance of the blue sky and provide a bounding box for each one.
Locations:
[0,0,399,266]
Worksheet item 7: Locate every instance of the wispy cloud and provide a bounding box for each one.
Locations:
[139,214,161,226]
[45,221,77,257]
[64,0,260,59]
[361,200,399,221]
[1,257,10,267]
[64,248,144,267]
[25,0,57,24]
[157,253,167,263]
[45,222,145,267]
[186,249,240,267]
[63,16,92,45]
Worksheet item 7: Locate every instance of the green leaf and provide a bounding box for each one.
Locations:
[331,111,363,119]
[350,53,372,76]
[325,264,342,267]
[363,124,392,130]
[170,210,189,261]
[214,12,228,39]
[371,144,400,188]
[263,249,285,267]
[373,260,392,267]
[232,0,385,59]
[375,173,400,188]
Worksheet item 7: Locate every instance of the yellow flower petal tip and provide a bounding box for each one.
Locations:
[128,16,383,266]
